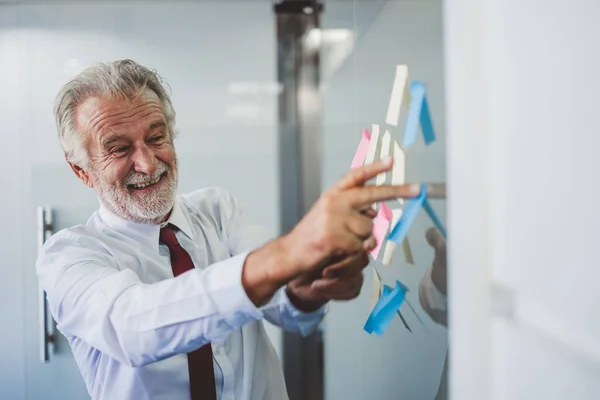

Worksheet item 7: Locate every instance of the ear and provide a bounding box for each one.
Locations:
[66,156,93,188]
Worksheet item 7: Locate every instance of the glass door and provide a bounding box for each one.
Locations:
[15,2,282,399]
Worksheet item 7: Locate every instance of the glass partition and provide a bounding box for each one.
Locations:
[321,1,448,399]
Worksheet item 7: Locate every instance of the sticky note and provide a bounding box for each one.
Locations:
[402,238,414,265]
[387,187,426,245]
[402,81,436,148]
[364,281,407,336]
[371,203,393,259]
[385,65,410,127]
[423,199,447,238]
[370,267,382,311]
[369,284,392,320]
[381,208,415,265]
[351,129,372,169]
[364,124,380,165]
[381,208,403,265]
[390,141,406,199]
[375,131,392,186]
[387,184,446,245]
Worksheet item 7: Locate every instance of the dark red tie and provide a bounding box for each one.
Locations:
[160,224,217,400]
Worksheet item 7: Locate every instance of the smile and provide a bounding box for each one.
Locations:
[128,173,165,190]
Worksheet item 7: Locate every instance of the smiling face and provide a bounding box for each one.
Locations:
[70,90,178,224]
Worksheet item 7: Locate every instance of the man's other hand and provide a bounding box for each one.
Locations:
[286,252,369,312]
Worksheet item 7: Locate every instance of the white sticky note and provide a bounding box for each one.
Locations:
[385,65,410,127]
[381,208,403,265]
[375,131,392,186]
[391,140,406,203]
[364,124,380,165]
[370,267,383,310]
[402,237,414,265]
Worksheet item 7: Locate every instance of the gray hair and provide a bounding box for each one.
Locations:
[54,59,177,169]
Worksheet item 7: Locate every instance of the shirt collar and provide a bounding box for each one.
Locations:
[164,199,194,240]
[98,197,194,253]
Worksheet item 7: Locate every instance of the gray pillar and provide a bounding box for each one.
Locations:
[274,1,324,399]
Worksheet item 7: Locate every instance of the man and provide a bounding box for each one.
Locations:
[420,227,449,400]
[36,59,420,400]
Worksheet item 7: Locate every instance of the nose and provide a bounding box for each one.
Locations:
[131,143,158,175]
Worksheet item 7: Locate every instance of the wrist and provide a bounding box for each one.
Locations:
[271,234,302,282]
[241,236,302,306]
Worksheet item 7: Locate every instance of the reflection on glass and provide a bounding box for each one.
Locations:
[322,1,448,399]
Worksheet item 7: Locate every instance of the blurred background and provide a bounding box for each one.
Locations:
[1,0,599,399]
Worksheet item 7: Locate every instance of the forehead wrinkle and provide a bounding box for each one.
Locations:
[87,102,165,143]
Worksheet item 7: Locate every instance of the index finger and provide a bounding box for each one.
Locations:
[347,184,421,208]
[334,157,394,190]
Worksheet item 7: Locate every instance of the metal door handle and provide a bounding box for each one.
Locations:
[37,206,55,363]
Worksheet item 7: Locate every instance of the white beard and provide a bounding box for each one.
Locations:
[94,161,178,224]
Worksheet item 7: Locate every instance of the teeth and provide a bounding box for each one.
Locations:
[132,175,161,189]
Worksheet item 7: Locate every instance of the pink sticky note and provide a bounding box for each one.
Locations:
[371,203,393,259]
[351,129,372,169]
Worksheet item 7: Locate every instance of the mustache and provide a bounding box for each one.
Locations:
[124,162,169,186]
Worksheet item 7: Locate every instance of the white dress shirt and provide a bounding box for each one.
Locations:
[419,267,448,400]
[37,187,325,400]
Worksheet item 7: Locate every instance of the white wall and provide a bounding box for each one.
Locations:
[323,1,448,399]
[445,0,600,399]
[0,2,281,398]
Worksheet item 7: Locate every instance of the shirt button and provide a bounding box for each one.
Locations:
[214,345,221,355]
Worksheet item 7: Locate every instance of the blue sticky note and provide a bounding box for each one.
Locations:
[402,81,437,148]
[422,198,447,238]
[387,184,447,244]
[420,95,436,145]
[387,185,427,244]
[396,280,410,294]
[364,281,407,336]
[369,285,392,317]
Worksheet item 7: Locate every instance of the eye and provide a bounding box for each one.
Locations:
[148,134,166,144]
[112,146,130,156]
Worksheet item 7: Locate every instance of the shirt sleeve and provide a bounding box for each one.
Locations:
[217,188,326,336]
[418,266,448,327]
[260,288,326,336]
[37,230,264,368]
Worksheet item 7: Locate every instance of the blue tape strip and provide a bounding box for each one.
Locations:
[422,198,447,238]
[402,81,437,148]
[364,281,407,336]
[369,285,392,317]
[387,184,427,244]
[387,184,447,244]
[396,279,410,294]
[402,82,426,148]
[420,95,436,145]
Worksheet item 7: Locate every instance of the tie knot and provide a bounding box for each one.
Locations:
[159,224,180,247]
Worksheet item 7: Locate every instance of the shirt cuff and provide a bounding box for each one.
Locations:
[203,251,263,322]
[259,285,326,313]
[261,287,327,336]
